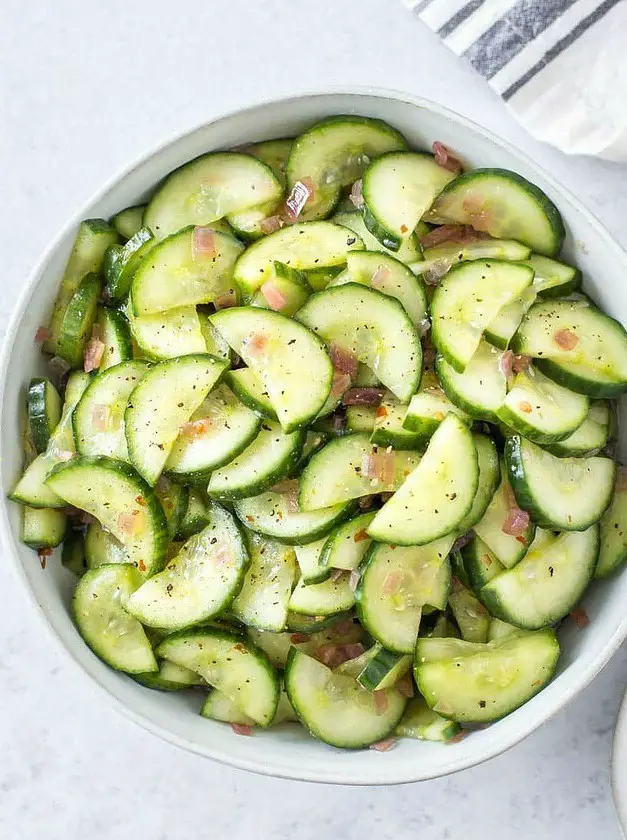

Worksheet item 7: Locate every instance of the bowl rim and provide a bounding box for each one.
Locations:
[2,85,627,785]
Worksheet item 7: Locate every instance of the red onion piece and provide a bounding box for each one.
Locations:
[34,325,51,343]
[553,328,579,350]
[342,387,386,407]
[231,723,253,736]
[501,507,530,537]
[432,141,463,174]
[260,280,288,311]
[83,338,105,373]
[284,178,314,220]
[370,738,396,752]
[329,343,358,377]
[349,179,364,209]
[192,226,216,261]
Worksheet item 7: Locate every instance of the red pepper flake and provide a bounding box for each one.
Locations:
[245,515,254,522]
[38,547,52,568]
[233,643,249,654]
[290,633,310,644]
[375,405,388,419]
[138,559,146,572]
[518,401,533,414]
[570,608,590,628]
[353,529,369,543]
[135,495,146,506]
[400,224,409,234]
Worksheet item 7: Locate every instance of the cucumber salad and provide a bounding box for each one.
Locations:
[11,115,627,752]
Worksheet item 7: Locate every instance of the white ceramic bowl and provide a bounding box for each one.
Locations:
[2,89,627,785]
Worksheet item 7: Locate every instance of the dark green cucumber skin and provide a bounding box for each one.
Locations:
[62,530,87,576]
[234,499,357,546]
[362,202,402,252]
[105,228,154,301]
[434,168,565,257]
[98,308,133,366]
[224,372,278,421]
[57,272,102,368]
[435,355,499,423]
[27,378,60,454]
[535,273,581,300]
[357,648,408,691]
[286,610,356,634]
[533,358,627,399]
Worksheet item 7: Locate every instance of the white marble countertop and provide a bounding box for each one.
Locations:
[1,1,627,837]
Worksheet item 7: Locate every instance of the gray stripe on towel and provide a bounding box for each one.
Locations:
[438,0,485,38]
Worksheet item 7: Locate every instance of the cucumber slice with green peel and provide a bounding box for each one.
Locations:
[371,395,423,450]
[248,616,363,668]
[483,285,537,350]
[362,152,456,250]
[111,205,145,240]
[332,210,423,264]
[234,490,354,545]
[224,368,277,420]
[356,646,412,691]
[426,615,460,639]
[305,264,345,292]
[126,504,249,630]
[27,378,62,454]
[177,487,212,539]
[356,538,454,653]
[46,456,168,576]
[104,227,154,300]
[285,611,357,634]
[250,262,312,315]
[242,138,292,187]
[201,690,255,725]
[368,414,478,546]
[482,526,599,629]
[488,618,520,642]
[62,530,87,576]
[505,436,615,531]
[336,251,428,325]
[211,307,332,432]
[154,479,188,539]
[474,462,535,568]
[156,629,279,726]
[10,372,91,508]
[125,354,228,485]
[21,506,67,549]
[144,152,283,240]
[395,697,461,742]
[96,308,133,370]
[597,474,627,577]
[544,400,610,458]
[497,366,589,445]
[410,238,531,278]
[135,659,205,692]
[511,299,627,397]
[44,219,118,355]
[346,406,375,433]
[402,376,471,439]
[436,341,505,422]
[294,539,330,585]
[127,303,208,361]
[73,360,148,462]
[233,221,363,296]
[226,201,282,243]
[524,254,581,299]
[57,272,102,368]
[286,116,407,221]
[414,630,560,723]
[85,521,130,569]
[318,512,376,572]
[448,580,490,642]
[73,564,158,674]
[454,434,500,536]
[288,572,355,616]
[297,283,422,403]
[285,649,406,748]
[131,227,243,315]
[431,259,534,373]
[299,434,421,511]
[207,421,304,500]
[165,384,261,481]
[461,534,505,590]
[425,169,565,257]
[199,313,232,361]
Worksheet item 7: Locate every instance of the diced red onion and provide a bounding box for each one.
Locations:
[370,266,391,290]
[348,570,361,591]
[370,738,396,752]
[192,226,216,261]
[91,404,112,432]
[451,531,473,552]
[349,179,364,209]
[83,338,105,373]
[382,569,403,595]
[396,675,415,698]
[420,224,488,250]
[353,529,369,544]
[501,507,530,537]
[616,467,627,492]
[290,633,310,644]
[231,723,253,736]
[284,177,314,221]
[571,608,590,628]
[260,280,288,311]
[373,690,389,715]
[181,417,213,438]
[422,259,451,286]
[447,730,470,745]
[259,215,284,235]
[329,568,344,583]
[342,387,386,407]
[34,325,51,343]
[214,289,237,310]
[512,354,532,373]
[330,412,346,435]
[329,343,358,377]
[331,371,352,399]
[553,328,579,350]
[341,643,365,660]
[362,450,396,485]
[432,141,463,174]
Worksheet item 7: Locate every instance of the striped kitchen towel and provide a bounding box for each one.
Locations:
[406,0,627,160]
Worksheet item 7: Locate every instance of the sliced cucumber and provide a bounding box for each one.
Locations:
[85,520,130,569]
[362,152,456,250]
[233,221,363,296]
[46,456,168,576]
[132,227,243,315]
[128,303,207,361]
[431,259,534,372]
[104,227,154,300]
[473,462,535,568]
[414,630,560,723]
[62,530,87,576]
[346,406,375,434]
[250,262,312,315]
[332,210,423,264]
[243,138,292,187]
[455,434,500,534]
[483,285,537,350]
[165,384,261,481]
[234,489,353,545]
[135,659,204,692]
[597,474,627,577]
[299,434,421,511]
[544,400,610,458]
[371,395,423,450]
[125,354,227,485]
[402,374,470,439]
[10,372,91,508]
[460,534,505,590]
[177,487,212,539]
[368,414,478,546]
[126,504,249,630]
[112,205,145,240]
[436,341,505,422]
[286,116,407,221]
[410,238,531,277]
[27,377,62,454]
[319,512,376,572]
[294,539,330,585]
[144,152,283,240]
[482,526,599,629]
[488,618,520,642]
[157,629,279,725]
[448,580,490,642]
[511,299,627,397]
[248,616,363,668]
[524,254,581,299]
[211,307,332,432]
[73,564,157,674]
[57,272,102,368]
[426,169,565,257]
[96,308,133,370]
[357,646,412,692]
[44,219,118,355]
[289,572,355,616]
[285,649,406,748]
[297,283,421,403]
[21,506,67,549]
[201,690,255,726]
[497,365,589,444]
[199,313,232,361]
[73,360,148,462]
[225,368,277,420]
[356,538,453,653]
[154,478,188,538]
[505,436,615,531]
[395,696,460,742]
